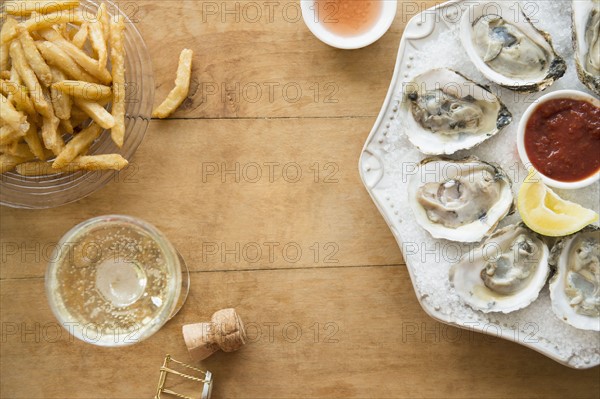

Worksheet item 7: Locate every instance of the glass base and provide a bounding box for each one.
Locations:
[170,251,190,320]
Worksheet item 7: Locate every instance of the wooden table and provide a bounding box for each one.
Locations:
[1,1,599,397]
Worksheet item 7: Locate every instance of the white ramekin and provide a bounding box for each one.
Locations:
[517,90,600,190]
[300,0,397,50]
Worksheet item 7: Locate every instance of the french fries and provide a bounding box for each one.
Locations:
[36,40,97,82]
[0,93,29,134]
[0,16,19,46]
[23,121,46,160]
[89,19,107,68]
[0,125,25,145]
[52,122,102,168]
[20,11,83,34]
[71,21,88,48]
[4,1,80,17]
[152,49,194,119]
[49,67,72,119]
[0,141,34,158]
[17,26,53,86]
[52,80,111,101]
[97,3,110,46]
[16,154,128,175]
[40,28,112,84]
[0,79,38,123]
[41,115,63,155]
[9,39,52,117]
[1,152,35,173]
[109,15,126,146]
[0,3,135,176]
[68,154,128,171]
[74,98,115,129]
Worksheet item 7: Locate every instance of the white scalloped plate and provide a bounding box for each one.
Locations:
[359,0,600,369]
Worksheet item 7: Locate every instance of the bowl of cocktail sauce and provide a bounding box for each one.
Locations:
[300,0,396,49]
[517,90,600,189]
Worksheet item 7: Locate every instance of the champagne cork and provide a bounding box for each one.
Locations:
[182,308,246,361]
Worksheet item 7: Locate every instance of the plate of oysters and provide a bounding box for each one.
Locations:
[359,0,599,368]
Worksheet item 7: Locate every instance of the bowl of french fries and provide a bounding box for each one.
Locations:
[0,0,153,208]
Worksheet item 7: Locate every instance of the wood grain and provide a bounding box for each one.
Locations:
[1,0,598,398]
[0,117,403,279]
[138,0,429,119]
[2,267,599,399]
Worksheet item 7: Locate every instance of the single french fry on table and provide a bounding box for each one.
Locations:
[152,49,193,119]
[109,14,126,147]
[53,123,102,168]
[74,98,115,129]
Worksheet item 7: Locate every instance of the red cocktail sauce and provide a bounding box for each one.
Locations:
[524,98,600,182]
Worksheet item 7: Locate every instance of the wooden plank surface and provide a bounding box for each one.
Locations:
[0,118,403,280]
[2,267,599,399]
[1,0,599,398]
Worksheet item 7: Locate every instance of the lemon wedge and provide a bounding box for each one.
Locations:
[518,170,599,237]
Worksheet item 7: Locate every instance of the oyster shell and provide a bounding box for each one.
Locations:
[461,1,567,92]
[408,157,514,242]
[401,68,512,155]
[450,223,550,313]
[573,0,600,95]
[549,226,600,331]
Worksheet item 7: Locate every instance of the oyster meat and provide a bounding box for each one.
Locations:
[450,223,550,313]
[461,2,566,92]
[549,226,600,331]
[573,0,600,95]
[473,15,550,80]
[408,157,514,242]
[402,69,512,155]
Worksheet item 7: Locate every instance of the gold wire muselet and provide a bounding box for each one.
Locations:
[155,355,213,399]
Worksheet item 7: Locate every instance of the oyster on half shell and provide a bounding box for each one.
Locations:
[401,69,512,155]
[408,157,514,243]
[573,0,600,95]
[461,1,567,92]
[549,226,600,331]
[450,223,550,313]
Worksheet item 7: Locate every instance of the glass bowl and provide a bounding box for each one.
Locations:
[0,0,154,208]
[46,215,189,347]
